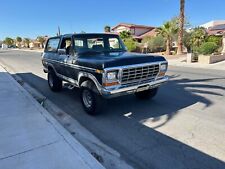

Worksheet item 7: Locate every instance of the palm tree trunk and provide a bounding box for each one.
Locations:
[166,38,171,55]
[177,0,185,55]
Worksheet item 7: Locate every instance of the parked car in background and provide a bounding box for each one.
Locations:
[1,44,8,49]
[8,45,17,48]
[42,33,168,115]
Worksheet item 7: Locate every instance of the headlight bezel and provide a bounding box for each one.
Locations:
[106,71,118,81]
[103,69,120,87]
[160,63,168,72]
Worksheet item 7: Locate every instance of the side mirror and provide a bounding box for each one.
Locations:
[58,49,66,55]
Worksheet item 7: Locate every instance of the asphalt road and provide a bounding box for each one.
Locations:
[0,50,225,169]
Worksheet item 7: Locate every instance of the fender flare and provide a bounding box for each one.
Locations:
[78,72,103,94]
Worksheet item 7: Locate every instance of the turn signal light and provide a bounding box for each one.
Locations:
[103,82,119,87]
[158,71,166,77]
[96,69,103,73]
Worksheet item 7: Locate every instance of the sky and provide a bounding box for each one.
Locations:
[1,0,225,40]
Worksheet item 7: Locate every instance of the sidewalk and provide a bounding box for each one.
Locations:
[167,54,225,71]
[10,48,43,53]
[0,65,105,169]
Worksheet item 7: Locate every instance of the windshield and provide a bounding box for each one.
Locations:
[73,34,127,54]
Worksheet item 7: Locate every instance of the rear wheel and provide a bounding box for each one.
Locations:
[80,80,104,115]
[47,70,62,92]
[135,87,158,100]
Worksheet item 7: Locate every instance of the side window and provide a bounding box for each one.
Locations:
[74,39,84,47]
[46,38,60,52]
[60,38,72,49]
[87,38,104,49]
[60,37,72,55]
[109,38,120,49]
[74,39,84,52]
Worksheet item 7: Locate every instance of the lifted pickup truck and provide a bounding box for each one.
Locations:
[42,33,168,114]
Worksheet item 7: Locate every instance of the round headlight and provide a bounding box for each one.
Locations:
[107,71,118,80]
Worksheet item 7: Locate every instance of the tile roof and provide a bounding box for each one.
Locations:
[139,28,158,38]
[112,23,155,30]
[210,24,225,30]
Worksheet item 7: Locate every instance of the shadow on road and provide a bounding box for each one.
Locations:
[14,72,225,169]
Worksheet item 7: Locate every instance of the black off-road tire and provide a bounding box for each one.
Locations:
[80,80,105,115]
[135,87,158,100]
[47,70,62,92]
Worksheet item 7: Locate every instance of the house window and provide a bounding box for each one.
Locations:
[130,28,135,35]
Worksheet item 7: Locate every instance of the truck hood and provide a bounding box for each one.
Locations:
[77,52,167,70]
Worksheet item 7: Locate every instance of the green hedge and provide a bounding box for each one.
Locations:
[198,42,218,55]
[124,38,137,52]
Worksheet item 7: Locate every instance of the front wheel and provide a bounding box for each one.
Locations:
[47,70,62,92]
[80,81,104,115]
[135,87,158,100]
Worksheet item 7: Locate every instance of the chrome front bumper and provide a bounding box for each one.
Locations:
[101,76,169,98]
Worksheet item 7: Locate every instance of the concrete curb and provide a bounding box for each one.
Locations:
[168,58,225,71]
[10,48,43,53]
[0,63,134,169]
[0,65,105,169]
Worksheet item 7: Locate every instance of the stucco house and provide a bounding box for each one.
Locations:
[207,24,225,36]
[200,20,225,36]
[112,23,157,42]
[200,20,225,29]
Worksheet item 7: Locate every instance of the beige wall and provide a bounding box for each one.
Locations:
[113,26,150,36]
[113,26,131,33]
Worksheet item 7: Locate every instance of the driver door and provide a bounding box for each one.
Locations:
[58,36,78,81]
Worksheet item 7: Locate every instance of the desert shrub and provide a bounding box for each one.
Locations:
[206,35,222,46]
[119,31,132,40]
[198,42,218,55]
[142,35,165,52]
[124,38,137,52]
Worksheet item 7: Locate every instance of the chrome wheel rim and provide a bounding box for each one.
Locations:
[82,89,93,108]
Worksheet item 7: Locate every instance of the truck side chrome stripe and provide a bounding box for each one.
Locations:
[43,58,97,72]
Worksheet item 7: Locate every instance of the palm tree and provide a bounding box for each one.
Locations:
[3,37,14,46]
[190,27,207,51]
[156,20,178,55]
[23,38,30,48]
[36,36,45,48]
[177,0,185,55]
[16,37,22,48]
[104,26,111,32]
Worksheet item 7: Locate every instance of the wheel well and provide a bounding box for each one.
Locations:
[47,66,54,73]
[79,77,92,86]
[79,77,99,94]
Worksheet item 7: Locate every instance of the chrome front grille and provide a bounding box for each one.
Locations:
[121,64,159,84]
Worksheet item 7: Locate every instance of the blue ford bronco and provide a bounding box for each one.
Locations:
[42,33,168,114]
